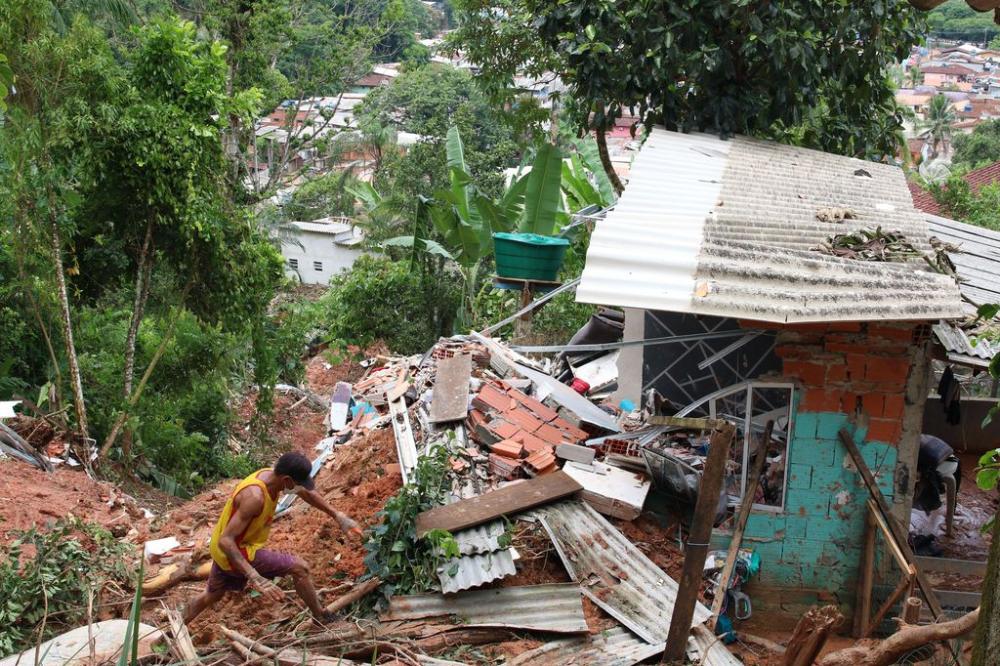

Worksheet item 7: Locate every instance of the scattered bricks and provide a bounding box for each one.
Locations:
[505,408,546,433]
[512,430,549,453]
[883,394,905,419]
[551,417,589,442]
[861,393,886,418]
[467,409,488,432]
[474,424,501,446]
[787,463,813,490]
[535,422,572,446]
[601,438,641,457]
[866,418,902,444]
[487,419,519,440]
[524,448,557,475]
[508,389,559,422]
[473,384,510,412]
[451,458,469,472]
[490,439,524,459]
[488,453,523,480]
[865,357,910,385]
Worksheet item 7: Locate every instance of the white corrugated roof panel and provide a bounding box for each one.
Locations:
[577,128,964,323]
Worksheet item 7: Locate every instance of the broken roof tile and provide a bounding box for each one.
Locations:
[487,419,520,440]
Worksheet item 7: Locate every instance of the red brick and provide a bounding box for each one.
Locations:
[784,360,825,386]
[867,418,902,444]
[536,422,573,446]
[846,353,867,380]
[826,365,848,383]
[505,409,546,433]
[524,448,556,472]
[512,430,549,453]
[826,342,872,355]
[467,409,488,431]
[474,384,510,412]
[487,419,519,440]
[840,392,860,414]
[551,418,589,441]
[883,394,905,419]
[826,322,862,332]
[489,453,523,480]
[862,393,886,418]
[508,389,559,422]
[491,439,524,459]
[865,357,910,384]
[787,322,832,333]
[802,389,841,412]
[868,325,915,342]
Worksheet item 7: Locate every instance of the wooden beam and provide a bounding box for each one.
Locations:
[709,420,774,630]
[853,510,876,638]
[865,573,913,637]
[836,429,944,620]
[662,422,735,663]
[867,500,914,576]
[415,470,582,537]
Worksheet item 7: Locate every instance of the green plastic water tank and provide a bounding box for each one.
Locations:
[493,232,570,282]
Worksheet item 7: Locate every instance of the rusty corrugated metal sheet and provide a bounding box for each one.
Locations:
[534,499,711,644]
[576,128,964,323]
[436,549,516,594]
[686,624,743,665]
[382,584,587,633]
[507,627,664,666]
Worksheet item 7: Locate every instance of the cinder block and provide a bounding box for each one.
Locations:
[815,413,849,440]
[781,537,825,564]
[810,465,849,494]
[745,513,787,539]
[787,463,813,490]
[786,490,831,519]
[793,413,819,438]
[784,517,808,538]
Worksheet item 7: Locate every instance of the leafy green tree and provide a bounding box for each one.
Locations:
[953,119,1000,169]
[927,0,1000,42]
[920,94,958,158]
[931,177,1000,230]
[451,0,927,190]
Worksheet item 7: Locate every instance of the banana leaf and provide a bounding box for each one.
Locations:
[575,138,616,206]
[520,142,563,235]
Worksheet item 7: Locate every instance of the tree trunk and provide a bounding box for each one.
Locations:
[15,249,63,412]
[595,126,625,195]
[972,511,1000,665]
[121,221,154,465]
[50,216,91,468]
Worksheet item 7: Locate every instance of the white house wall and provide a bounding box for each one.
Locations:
[281,229,364,285]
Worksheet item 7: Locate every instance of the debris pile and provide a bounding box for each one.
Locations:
[813,226,921,262]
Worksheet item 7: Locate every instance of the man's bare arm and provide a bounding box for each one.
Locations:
[299,489,361,534]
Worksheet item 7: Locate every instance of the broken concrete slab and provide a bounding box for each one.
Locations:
[0,620,162,666]
[556,443,596,465]
[415,470,582,537]
[429,354,472,423]
[561,460,651,520]
[329,381,352,431]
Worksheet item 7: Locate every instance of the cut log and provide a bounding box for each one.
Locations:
[902,597,922,625]
[142,555,210,595]
[818,608,978,666]
[324,577,381,614]
[784,605,843,666]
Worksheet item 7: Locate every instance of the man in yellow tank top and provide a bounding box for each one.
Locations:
[182,452,361,624]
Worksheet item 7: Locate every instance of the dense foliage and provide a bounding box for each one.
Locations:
[953,119,1000,170]
[931,177,1000,230]
[0,519,133,656]
[927,0,1000,42]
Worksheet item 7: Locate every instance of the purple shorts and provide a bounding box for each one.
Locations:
[206,549,297,593]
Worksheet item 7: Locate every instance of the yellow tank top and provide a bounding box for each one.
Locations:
[209,469,278,571]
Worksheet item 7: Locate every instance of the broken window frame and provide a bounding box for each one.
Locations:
[686,380,795,514]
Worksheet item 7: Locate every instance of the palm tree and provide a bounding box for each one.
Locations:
[920,94,958,159]
[906,66,923,89]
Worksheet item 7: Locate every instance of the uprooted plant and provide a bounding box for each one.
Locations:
[362,440,461,606]
[0,518,134,657]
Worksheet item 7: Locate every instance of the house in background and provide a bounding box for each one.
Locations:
[576,129,965,616]
[908,160,1000,216]
[920,64,977,91]
[280,217,366,285]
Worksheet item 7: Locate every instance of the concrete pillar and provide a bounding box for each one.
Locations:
[613,308,645,406]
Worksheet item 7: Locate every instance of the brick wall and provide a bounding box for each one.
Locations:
[717,320,928,616]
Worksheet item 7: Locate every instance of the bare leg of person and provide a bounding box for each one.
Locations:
[183,588,225,624]
[288,558,331,619]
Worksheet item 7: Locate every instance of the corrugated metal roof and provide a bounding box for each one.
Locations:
[686,624,744,666]
[533,499,711,644]
[382,584,588,633]
[436,549,516,593]
[506,627,664,666]
[434,520,506,557]
[577,128,964,323]
[928,214,1000,310]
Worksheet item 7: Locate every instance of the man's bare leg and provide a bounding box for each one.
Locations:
[288,558,331,619]
[183,588,225,624]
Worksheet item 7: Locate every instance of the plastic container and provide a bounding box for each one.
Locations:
[493,232,570,282]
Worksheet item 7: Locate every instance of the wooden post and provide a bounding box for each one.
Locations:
[708,420,774,630]
[837,429,944,620]
[903,596,923,625]
[514,281,533,339]
[662,422,735,663]
[784,605,843,666]
[853,509,876,638]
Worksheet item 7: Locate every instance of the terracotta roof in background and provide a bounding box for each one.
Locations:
[920,64,977,76]
[353,72,392,87]
[908,161,1000,215]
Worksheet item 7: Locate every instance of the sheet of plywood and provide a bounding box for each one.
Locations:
[416,470,582,537]
[429,354,472,423]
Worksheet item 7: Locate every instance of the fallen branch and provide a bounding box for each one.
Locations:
[143,552,211,596]
[166,609,200,664]
[324,577,381,614]
[817,608,979,666]
[784,605,843,666]
[221,626,360,666]
[0,421,53,471]
[275,384,329,411]
[736,632,787,655]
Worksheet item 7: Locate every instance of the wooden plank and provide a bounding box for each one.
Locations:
[853,510,876,638]
[837,429,944,620]
[647,416,728,429]
[415,470,582,537]
[429,354,472,424]
[915,556,988,577]
[709,420,774,630]
[867,500,914,575]
[662,423,735,662]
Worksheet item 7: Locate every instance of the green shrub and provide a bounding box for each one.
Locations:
[0,519,133,658]
[322,255,461,354]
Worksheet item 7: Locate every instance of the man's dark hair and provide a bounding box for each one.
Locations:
[274,452,315,490]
